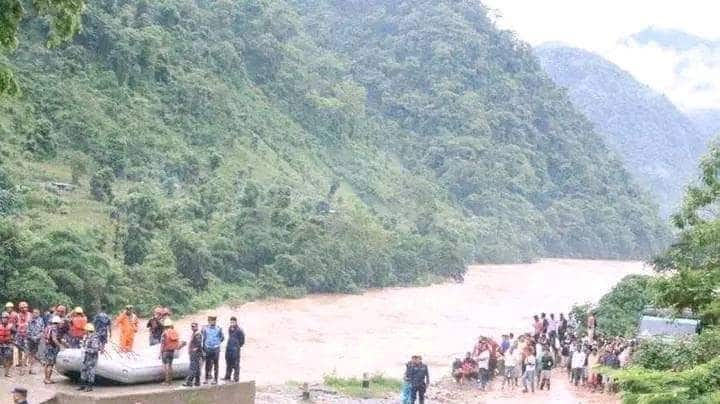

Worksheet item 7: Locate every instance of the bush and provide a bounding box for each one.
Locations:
[631,328,720,372]
[613,357,720,403]
[571,274,655,338]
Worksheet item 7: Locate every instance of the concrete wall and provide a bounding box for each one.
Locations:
[41,382,255,404]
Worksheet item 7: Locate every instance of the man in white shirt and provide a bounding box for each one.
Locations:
[570,345,587,386]
[522,352,536,393]
[502,348,517,390]
[477,347,490,391]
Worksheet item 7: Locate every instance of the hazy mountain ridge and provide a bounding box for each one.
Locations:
[536,44,708,216]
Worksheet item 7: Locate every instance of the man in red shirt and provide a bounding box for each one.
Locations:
[159,319,185,385]
[15,301,32,372]
[0,312,14,377]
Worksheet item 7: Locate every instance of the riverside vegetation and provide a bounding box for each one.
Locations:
[0,0,670,315]
[572,143,720,403]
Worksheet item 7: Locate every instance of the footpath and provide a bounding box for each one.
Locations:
[255,370,620,404]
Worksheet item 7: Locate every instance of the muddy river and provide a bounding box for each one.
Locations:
[176,258,647,384]
[1,259,646,403]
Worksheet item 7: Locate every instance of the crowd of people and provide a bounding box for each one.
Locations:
[0,300,245,399]
[401,311,635,403]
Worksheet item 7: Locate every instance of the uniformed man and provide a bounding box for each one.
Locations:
[78,323,102,392]
[43,315,66,385]
[26,308,44,375]
[201,316,224,385]
[92,306,112,346]
[223,316,245,382]
[183,322,202,387]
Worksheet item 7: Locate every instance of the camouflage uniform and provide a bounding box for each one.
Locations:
[80,333,102,387]
[185,330,203,386]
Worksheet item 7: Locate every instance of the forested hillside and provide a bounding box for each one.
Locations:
[0,0,669,314]
[536,44,709,217]
[688,109,720,140]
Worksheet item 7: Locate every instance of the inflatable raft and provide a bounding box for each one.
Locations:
[56,344,191,384]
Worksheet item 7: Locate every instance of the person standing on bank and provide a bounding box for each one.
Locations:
[78,324,102,392]
[201,315,224,385]
[92,306,112,347]
[223,316,245,382]
[159,319,185,386]
[184,322,203,387]
[0,312,15,377]
[147,308,163,346]
[405,355,430,404]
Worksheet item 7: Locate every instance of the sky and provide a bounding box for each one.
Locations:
[482,0,720,111]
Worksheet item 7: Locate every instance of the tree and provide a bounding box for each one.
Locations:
[1,0,86,96]
[89,167,114,202]
[169,228,212,290]
[654,143,720,323]
[119,189,165,266]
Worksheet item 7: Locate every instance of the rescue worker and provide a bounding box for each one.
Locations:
[78,323,102,392]
[201,315,224,385]
[92,306,112,346]
[0,312,15,377]
[183,322,203,387]
[68,307,87,348]
[15,302,31,372]
[159,319,185,385]
[44,315,66,384]
[26,308,44,375]
[115,305,138,352]
[147,307,163,346]
[223,316,245,382]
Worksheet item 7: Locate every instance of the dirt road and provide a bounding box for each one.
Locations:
[1,259,643,403]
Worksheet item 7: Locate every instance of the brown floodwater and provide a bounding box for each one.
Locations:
[176,258,647,385]
[2,259,644,403]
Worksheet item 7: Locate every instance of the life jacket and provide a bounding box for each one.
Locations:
[0,323,12,344]
[162,329,180,351]
[69,315,87,337]
[16,312,31,336]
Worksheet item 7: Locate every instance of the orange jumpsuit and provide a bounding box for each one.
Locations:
[115,311,138,352]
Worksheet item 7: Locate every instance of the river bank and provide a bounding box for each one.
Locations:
[0,259,643,403]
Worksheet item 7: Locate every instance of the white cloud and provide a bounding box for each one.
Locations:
[482,0,720,110]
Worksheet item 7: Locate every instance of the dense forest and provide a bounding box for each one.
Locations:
[536,44,710,217]
[0,0,670,314]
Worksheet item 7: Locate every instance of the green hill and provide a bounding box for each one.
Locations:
[536,44,709,216]
[0,0,669,313]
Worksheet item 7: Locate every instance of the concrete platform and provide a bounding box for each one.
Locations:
[40,381,256,404]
